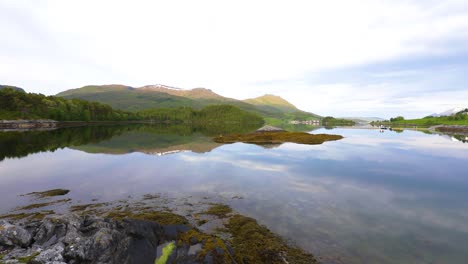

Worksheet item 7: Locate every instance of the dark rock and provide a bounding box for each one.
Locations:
[203,253,214,264]
[190,236,199,245]
[0,214,237,264]
[215,246,224,255]
[255,125,285,133]
[163,224,191,240]
[32,243,66,263]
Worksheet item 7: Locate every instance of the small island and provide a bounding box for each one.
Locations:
[214,125,343,145]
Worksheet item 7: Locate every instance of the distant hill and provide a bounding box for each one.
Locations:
[429,107,467,117]
[56,84,320,120]
[243,94,298,113]
[139,85,226,99]
[340,117,385,123]
[0,85,25,92]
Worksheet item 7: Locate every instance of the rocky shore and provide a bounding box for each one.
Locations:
[431,125,468,134]
[0,191,317,264]
[0,215,222,264]
[0,120,58,130]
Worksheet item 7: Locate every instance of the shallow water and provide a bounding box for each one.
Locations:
[1,125,467,263]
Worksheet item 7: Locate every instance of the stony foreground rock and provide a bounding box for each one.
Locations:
[0,215,231,264]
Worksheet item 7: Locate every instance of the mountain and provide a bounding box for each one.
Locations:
[430,107,467,117]
[243,94,298,113]
[56,84,320,120]
[340,117,385,123]
[0,85,25,92]
[57,85,200,111]
[139,85,225,99]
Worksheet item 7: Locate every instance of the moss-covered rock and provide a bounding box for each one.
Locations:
[22,189,70,198]
[15,199,71,211]
[0,210,55,221]
[106,210,189,225]
[226,214,317,263]
[202,204,232,218]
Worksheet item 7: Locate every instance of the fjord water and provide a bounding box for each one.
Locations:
[1,125,468,263]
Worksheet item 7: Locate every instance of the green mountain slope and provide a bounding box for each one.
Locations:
[243,94,298,112]
[0,85,25,93]
[56,84,320,120]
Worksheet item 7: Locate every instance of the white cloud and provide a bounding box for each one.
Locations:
[1,0,467,116]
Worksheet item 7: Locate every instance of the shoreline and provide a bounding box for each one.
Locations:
[0,190,318,264]
[0,120,201,132]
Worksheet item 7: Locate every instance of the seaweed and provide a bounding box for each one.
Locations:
[106,210,189,225]
[202,204,232,218]
[15,199,71,211]
[22,189,70,198]
[214,131,343,145]
[0,210,55,221]
[226,214,317,264]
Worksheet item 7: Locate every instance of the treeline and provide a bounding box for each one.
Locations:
[371,112,468,127]
[0,88,264,124]
[0,123,263,160]
[0,125,130,161]
[136,105,264,124]
[0,88,139,121]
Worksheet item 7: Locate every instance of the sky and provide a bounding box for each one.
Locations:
[1,0,467,118]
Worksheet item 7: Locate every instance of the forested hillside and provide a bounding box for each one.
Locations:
[0,88,264,125]
[0,87,136,121]
[56,84,321,121]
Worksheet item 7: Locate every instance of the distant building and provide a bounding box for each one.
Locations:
[289,120,320,125]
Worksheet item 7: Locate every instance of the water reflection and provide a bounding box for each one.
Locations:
[0,126,467,263]
[0,123,260,160]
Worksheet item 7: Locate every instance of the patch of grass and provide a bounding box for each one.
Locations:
[154,242,175,264]
[23,189,70,198]
[202,204,232,218]
[15,199,71,211]
[106,210,189,225]
[16,252,39,263]
[214,131,343,145]
[226,214,317,264]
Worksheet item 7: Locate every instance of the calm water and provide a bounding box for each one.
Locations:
[1,125,468,264]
